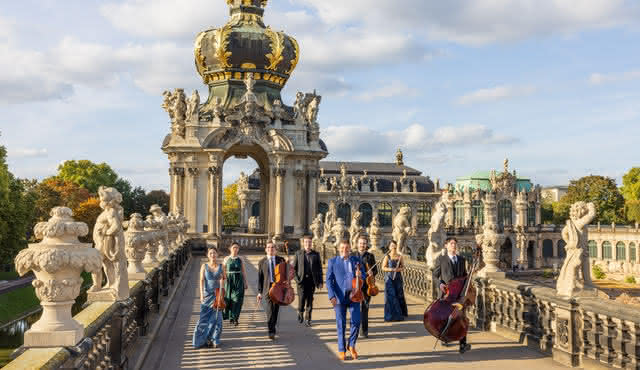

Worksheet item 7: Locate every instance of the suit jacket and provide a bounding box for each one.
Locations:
[257,255,285,297]
[354,251,377,296]
[326,255,366,305]
[433,253,467,286]
[293,249,323,287]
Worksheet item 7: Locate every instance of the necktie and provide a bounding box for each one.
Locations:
[270,256,275,283]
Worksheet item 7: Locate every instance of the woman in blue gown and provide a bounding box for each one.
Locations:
[382,241,408,322]
[193,247,226,349]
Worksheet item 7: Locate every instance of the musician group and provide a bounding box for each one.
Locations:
[192,233,473,360]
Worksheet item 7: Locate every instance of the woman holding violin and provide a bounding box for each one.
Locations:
[431,237,472,354]
[326,239,366,361]
[382,240,408,322]
[193,246,227,349]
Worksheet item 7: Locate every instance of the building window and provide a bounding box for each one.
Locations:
[588,240,597,258]
[602,241,612,259]
[317,202,329,219]
[542,239,554,258]
[417,203,431,227]
[378,202,392,227]
[630,243,637,262]
[454,201,464,227]
[498,199,512,228]
[616,242,626,261]
[338,203,352,226]
[251,201,260,217]
[527,202,536,226]
[358,203,373,228]
[471,200,484,226]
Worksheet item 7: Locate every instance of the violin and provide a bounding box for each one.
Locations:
[350,263,365,303]
[213,287,226,310]
[269,250,296,306]
[423,247,482,345]
[365,263,379,297]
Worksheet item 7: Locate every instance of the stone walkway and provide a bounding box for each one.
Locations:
[142,253,566,370]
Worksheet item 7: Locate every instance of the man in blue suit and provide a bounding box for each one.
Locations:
[326,238,366,361]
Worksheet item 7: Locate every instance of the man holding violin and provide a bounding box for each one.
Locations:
[326,239,367,361]
[355,234,377,338]
[293,234,323,327]
[433,237,472,354]
[257,242,285,340]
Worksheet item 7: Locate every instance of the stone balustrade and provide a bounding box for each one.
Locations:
[219,233,269,251]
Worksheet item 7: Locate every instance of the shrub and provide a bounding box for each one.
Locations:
[592,265,606,280]
[542,269,553,279]
[625,276,637,284]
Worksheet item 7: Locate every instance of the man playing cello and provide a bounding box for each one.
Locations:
[433,237,471,354]
[326,239,366,361]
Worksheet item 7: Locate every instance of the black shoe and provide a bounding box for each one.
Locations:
[268,333,275,340]
[234,320,239,327]
[304,320,312,327]
[206,340,213,348]
[297,313,304,323]
[459,343,471,354]
[362,332,368,338]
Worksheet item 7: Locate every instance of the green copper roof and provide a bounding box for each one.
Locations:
[455,171,533,192]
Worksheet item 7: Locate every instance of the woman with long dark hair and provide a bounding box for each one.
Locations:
[223,242,247,326]
[193,247,226,348]
[382,240,408,322]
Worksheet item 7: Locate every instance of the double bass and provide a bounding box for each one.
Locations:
[268,246,295,306]
[423,247,482,345]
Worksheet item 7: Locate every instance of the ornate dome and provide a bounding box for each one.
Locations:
[194,0,299,91]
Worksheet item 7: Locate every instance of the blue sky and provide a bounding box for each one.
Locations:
[1,0,639,190]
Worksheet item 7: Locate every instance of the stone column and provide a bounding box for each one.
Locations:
[169,167,177,214]
[446,202,454,227]
[552,300,581,367]
[307,169,319,232]
[274,167,286,238]
[626,243,631,262]
[293,169,306,234]
[207,165,220,237]
[185,167,199,233]
[411,203,418,230]
[553,239,558,258]
[535,202,542,225]
[463,199,472,227]
[597,240,602,260]
[216,166,224,237]
[14,207,102,347]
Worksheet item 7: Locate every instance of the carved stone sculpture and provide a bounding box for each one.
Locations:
[392,206,413,254]
[87,186,129,302]
[349,211,364,251]
[306,94,321,124]
[166,213,179,250]
[476,193,506,278]
[556,202,597,297]
[310,214,324,249]
[150,204,170,258]
[323,202,337,243]
[248,216,259,233]
[14,207,102,347]
[426,201,447,268]
[142,215,160,267]
[331,218,347,252]
[124,213,151,280]
[367,216,382,251]
[186,89,200,122]
[162,88,187,138]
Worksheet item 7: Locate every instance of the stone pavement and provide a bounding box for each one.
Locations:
[142,253,566,370]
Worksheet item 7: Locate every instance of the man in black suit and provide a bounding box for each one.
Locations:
[293,234,323,326]
[257,242,285,340]
[433,237,471,354]
[355,234,377,338]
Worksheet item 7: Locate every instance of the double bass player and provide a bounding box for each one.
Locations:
[433,237,471,354]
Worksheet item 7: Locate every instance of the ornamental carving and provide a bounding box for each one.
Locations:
[426,201,447,268]
[392,206,414,255]
[214,24,232,68]
[310,214,324,249]
[124,213,150,277]
[208,166,220,176]
[557,318,569,346]
[265,27,284,70]
[490,158,517,194]
[162,88,187,138]
[33,277,83,302]
[188,167,200,177]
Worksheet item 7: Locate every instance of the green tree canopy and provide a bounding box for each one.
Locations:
[55,160,119,194]
[223,183,240,226]
[556,175,625,224]
[622,167,640,201]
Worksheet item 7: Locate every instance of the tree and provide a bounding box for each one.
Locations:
[56,160,119,194]
[626,200,640,225]
[73,197,102,243]
[31,178,90,226]
[223,183,240,226]
[556,175,625,224]
[622,167,640,201]
[145,190,170,214]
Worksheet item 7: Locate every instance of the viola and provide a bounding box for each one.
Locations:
[213,287,226,310]
[350,263,365,303]
[423,247,482,345]
[365,263,379,297]
[269,259,295,306]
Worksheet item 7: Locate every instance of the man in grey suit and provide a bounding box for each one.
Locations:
[433,237,471,354]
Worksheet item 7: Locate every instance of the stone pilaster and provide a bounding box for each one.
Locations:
[273,166,287,237]
[207,165,220,237]
[293,169,306,234]
[307,169,319,232]
[185,167,199,233]
[552,299,581,367]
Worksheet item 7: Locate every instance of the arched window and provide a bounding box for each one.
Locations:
[251,201,260,217]
[498,199,512,228]
[454,201,464,227]
[378,202,392,227]
[471,200,484,226]
[542,239,554,258]
[417,203,431,227]
[358,203,373,228]
[558,240,566,259]
[602,241,612,259]
[630,243,637,262]
[317,202,329,218]
[527,202,536,226]
[616,242,626,261]
[338,203,351,226]
[588,240,597,258]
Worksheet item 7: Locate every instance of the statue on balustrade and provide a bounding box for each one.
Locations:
[248,216,260,233]
[88,186,129,301]
[310,214,324,249]
[367,216,382,250]
[323,202,337,243]
[331,218,347,251]
[150,204,170,258]
[349,211,364,251]
[426,201,447,268]
[556,201,597,297]
[392,206,413,255]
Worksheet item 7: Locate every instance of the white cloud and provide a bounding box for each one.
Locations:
[457,85,536,105]
[8,148,48,159]
[355,81,418,102]
[589,70,640,85]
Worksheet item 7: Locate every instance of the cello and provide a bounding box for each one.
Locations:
[268,243,295,306]
[423,247,482,345]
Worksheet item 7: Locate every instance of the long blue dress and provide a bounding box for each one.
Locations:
[384,258,409,322]
[193,263,223,348]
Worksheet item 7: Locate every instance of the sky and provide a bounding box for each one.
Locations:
[1,0,639,190]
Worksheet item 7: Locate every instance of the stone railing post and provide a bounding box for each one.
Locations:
[14,207,102,347]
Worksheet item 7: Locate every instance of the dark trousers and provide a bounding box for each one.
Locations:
[460,335,467,346]
[264,297,280,334]
[360,294,371,334]
[297,278,315,320]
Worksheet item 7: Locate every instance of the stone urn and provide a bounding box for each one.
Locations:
[143,231,161,267]
[125,213,151,279]
[14,207,102,347]
[475,223,506,278]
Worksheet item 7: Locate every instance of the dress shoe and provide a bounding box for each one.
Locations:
[337,352,346,361]
[362,332,368,338]
[304,320,312,327]
[268,333,275,340]
[213,343,219,349]
[234,320,239,327]
[297,313,304,323]
[459,343,471,354]
[348,346,358,360]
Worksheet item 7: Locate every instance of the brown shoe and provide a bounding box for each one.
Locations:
[348,346,358,360]
[338,352,346,361]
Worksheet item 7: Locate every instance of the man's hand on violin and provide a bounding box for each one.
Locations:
[439,283,447,293]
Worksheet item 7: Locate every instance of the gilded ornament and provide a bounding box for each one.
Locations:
[265,27,284,71]
[287,36,299,75]
[214,24,233,68]
[194,32,207,76]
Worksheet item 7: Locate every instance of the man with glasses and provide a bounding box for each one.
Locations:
[257,242,285,340]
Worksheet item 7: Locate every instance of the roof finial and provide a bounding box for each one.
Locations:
[395,148,404,166]
[503,157,509,173]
